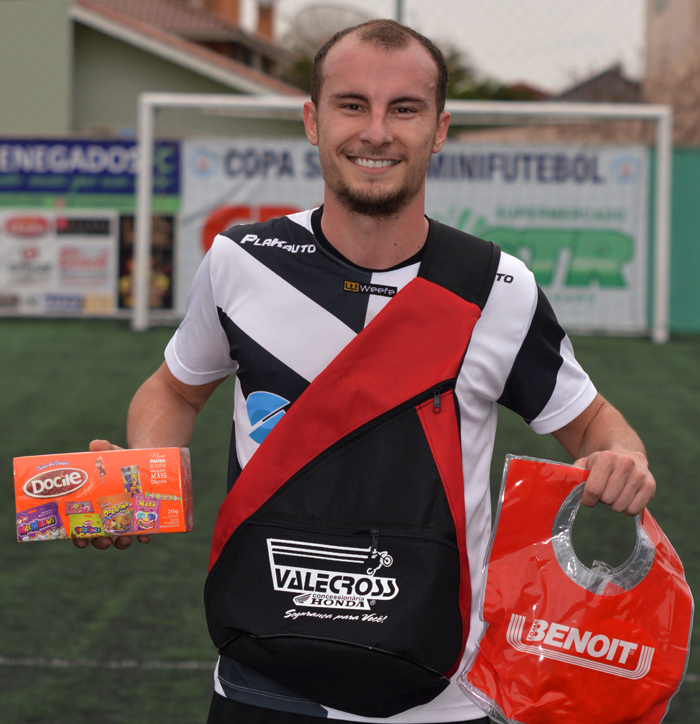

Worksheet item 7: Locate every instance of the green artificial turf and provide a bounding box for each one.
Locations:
[1,319,697,723]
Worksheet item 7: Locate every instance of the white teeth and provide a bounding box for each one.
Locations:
[352,158,398,168]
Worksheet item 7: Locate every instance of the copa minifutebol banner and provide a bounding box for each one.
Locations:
[180,138,648,333]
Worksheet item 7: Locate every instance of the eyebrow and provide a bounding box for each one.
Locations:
[328,92,429,107]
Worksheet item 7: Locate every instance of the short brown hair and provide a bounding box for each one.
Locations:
[310,19,448,114]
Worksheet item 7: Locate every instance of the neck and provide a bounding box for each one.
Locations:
[320,193,429,270]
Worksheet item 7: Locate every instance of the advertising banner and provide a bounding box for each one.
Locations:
[0,210,118,315]
[0,138,181,315]
[0,139,180,198]
[180,139,648,333]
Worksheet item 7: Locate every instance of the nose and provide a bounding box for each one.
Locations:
[358,109,393,147]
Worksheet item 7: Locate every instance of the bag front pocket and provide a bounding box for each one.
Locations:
[210,522,462,717]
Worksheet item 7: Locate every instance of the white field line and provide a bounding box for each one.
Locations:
[0,654,215,670]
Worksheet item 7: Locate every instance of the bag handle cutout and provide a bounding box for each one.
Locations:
[552,483,655,595]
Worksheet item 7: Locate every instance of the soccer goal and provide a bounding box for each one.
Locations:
[132,93,672,343]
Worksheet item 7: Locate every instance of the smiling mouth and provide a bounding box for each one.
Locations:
[349,157,400,169]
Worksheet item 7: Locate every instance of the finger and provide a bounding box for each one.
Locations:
[136,535,152,544]
[90,536,114,550]
[72,537,89,549]
[580,460,614,508]
[89,439,123,452]
[623,483,656,517]
[579,451,654,514]
[611,470,656,516]
[113,536,133,550]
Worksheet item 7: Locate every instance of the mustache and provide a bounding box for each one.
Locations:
[340,148,407,162]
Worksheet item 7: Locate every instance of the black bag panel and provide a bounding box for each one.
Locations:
[219,636,450,718]
[255,400,458,540]
[210,521,460,718]
[205,397,466,716]
[209,522,462,662]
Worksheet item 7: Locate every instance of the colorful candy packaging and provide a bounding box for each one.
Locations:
[122,465,142,495]
[70,513,104,538]
[66,500,94,515]
[17,501,67,541]
[97,493,133,535]
[132,495,160,532]
[13,448,192,542]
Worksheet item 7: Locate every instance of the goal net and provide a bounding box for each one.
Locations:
[132,94,671,343]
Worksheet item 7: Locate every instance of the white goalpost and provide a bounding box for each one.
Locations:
[133,93,672,343]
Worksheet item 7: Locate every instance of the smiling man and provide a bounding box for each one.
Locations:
[81,19,655,724]
[304,23,450,268]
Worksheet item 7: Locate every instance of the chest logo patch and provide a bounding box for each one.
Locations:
[246,391,289,444]
[343,280,397,297]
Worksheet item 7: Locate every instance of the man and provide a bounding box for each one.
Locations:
[78,19,655,724]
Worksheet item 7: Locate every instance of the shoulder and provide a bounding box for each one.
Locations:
[482,250,539,328]
[217,210,315,245]
[209,210,318,262]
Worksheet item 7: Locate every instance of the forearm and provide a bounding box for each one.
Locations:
[127,377,197,448]
[553,395,646,462]
[126,362,225,449]
[575,401,646,461]
[553,393,655,515]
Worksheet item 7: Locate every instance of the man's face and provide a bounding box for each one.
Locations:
[304,35,450,219]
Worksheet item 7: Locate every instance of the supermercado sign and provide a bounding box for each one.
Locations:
[181,139,648,332]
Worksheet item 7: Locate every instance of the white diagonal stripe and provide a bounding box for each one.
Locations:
[214,238,356,382]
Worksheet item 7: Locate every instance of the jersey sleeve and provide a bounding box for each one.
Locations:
[164,239,238,385]
[497,285,597,434]
[464,251,596,435]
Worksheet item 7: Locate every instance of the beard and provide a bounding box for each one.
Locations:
[331,174,417,219]
[320,146,428,220]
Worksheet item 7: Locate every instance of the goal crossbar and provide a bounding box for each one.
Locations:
[134,93,672,342]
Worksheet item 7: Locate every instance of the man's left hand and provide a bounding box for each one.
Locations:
[574,448,656,516]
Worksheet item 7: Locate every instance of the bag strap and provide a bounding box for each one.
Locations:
[419,219,501,310]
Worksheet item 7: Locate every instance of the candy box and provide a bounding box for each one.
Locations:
[13,448,192,542]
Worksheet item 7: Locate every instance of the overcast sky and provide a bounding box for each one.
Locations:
[242,0,646,93]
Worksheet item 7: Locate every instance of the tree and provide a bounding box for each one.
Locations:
[444,47,538,101]
[277,38,538,102]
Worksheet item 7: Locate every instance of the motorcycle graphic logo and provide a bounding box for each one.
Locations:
[267,537,398,610]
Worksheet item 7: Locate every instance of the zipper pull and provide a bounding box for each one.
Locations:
[371,529,379,550]
[433,388,442,413]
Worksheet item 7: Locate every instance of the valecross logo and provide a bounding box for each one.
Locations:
[343,280,397,298]
[267,537,398,610]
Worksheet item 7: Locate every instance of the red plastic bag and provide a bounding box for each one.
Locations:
[460,456,693,724]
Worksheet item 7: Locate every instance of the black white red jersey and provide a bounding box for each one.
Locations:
[165,208,597,722]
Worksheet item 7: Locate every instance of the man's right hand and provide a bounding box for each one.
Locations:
[71,439,152,550]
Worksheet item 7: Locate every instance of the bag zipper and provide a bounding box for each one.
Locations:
[248,518,459,553]
[306,377,455,463]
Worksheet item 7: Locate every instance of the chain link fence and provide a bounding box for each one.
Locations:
[272,0,646,95]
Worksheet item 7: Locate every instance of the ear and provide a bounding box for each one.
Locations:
[431,110,450,154]
[303,100,319,147]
